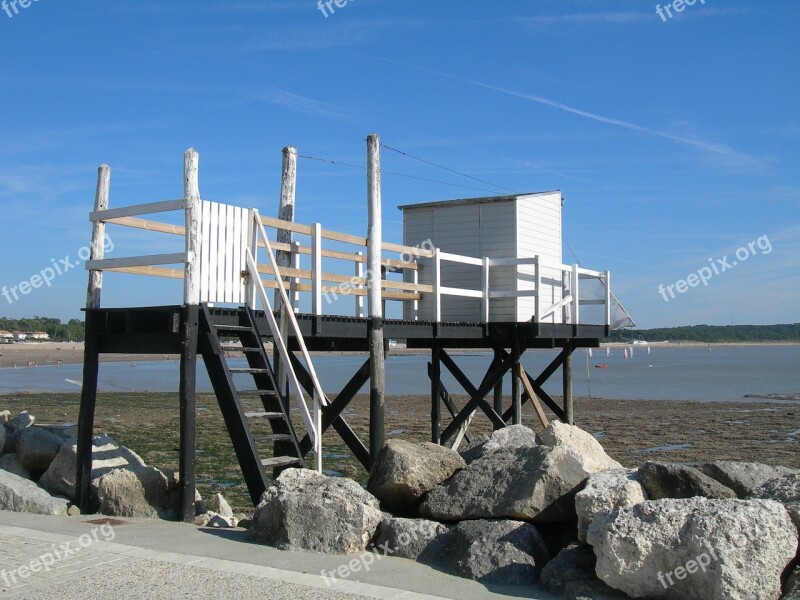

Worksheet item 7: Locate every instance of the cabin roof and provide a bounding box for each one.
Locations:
[397,190,561,211]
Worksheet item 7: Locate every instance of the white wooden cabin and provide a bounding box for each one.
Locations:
[400,191,565,323]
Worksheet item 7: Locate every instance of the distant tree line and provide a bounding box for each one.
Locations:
[0,317,85,341]
[606,323,800,343]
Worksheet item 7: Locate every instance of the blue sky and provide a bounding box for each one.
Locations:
[0,0,798,328]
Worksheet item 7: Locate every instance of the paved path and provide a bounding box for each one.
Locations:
[0,512,556,599]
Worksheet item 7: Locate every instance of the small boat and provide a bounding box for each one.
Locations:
[595,363,609,369]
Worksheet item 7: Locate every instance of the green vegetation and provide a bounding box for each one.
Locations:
[607,323,800,343]
[0,317,85,341]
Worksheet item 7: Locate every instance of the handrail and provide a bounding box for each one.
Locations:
[244,247,322,471]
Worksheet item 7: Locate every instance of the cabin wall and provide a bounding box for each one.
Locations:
[515,192,563,323]
[403,193,564,323]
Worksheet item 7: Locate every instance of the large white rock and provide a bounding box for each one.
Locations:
[249,469,382,554]
[575,468,647,543]
[97,466,181,520]
[0,470,68,515]
[538,421,623,473]
[460,424,538,464]
[209,493,234,520]
[698,461,798,498]
[420,444,591,522]
[17,428,63,471]
[587,497,798,600]
[38,434,147,503]
[367,439,465,513]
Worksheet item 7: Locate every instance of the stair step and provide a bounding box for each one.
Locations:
[245,411,285,420]
[253,433,293,444]
[261,455,304,469]
[220,344,261,353]
[230,367,269,374]
[214,325,252,332]
[238,390,278,399]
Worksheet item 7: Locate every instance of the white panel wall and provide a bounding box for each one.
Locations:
[403,192,563,323]
[516,192,563,322]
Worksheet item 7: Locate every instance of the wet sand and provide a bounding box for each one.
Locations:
[0,342,178,369]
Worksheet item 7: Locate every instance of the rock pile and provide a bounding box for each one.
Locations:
[245,423,799,599]
[0,408,236,526]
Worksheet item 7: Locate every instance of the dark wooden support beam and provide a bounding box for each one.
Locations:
[439,351,512,444]
[511,342,522,425]
[426,362,472,444]
[563,344,575,425]
[178,304,199,523]
[430,343,442,444]
[76,311,100,514]
[290,353,371,470]
[492,348,504,430]
[503,347,569,423]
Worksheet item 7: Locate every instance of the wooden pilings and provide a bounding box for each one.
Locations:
[367,133,385,466]
[76,165,110,514]
[563,345,574,425]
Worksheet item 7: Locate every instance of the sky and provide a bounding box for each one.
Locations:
[0,0,798,329]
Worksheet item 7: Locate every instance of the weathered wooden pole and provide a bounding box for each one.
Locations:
[430,343,441,444]
[274,146,297,400]
[367,133,385,466]
[493,348,504,430]
[76,164,110,514]
[563,346,574,425]
[179,148,200,523]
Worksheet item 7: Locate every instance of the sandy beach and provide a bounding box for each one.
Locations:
[0,341,179,369]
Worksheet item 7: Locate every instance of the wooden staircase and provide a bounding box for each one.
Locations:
[200,304,304,505]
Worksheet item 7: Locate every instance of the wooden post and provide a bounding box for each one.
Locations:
[274,146,297,399]
[179,305,198,523]
[355,251,365,317]
[180,148,199,522]
[431,343,441,444]
[512,345,522,425]
[76,164,110,514]
[563,345,574,425]
[274,146,297,312]
[367,133,385,465]
[184,148,201,305]
[492,348,503,430]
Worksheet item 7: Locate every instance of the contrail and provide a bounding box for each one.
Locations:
[372,56,751,161]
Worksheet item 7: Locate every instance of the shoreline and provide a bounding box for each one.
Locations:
[1,340,797,369]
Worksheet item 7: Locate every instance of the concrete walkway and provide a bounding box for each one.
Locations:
[0,512,557,599]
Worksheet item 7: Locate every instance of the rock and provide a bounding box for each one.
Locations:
[0,423,5,454]
[67,504,81,516]
[38,434,147,504]
[249,469,382,554]
[538,421,623,473]
[371,516,448,560]
[639,461,737,500]
[367,440,465,513]
[0,410,10,424]
[16,428,63,471]
[205,513,236,528]
[195,489,206,516]
[0,453,30,479]
[539,543,630,600]
[4,411,34,453]
[237,518,253,530]
[420,444,590,522]
[460,424,538,464]
[210,493,234,519]
[698,461,798,498]
[432,519,549,585]
[784,564,800,600]
[575,468,647,543]
[0,470,69,515]
[587,497,798,600]
[749,473,800,531]
[97,466,181,520]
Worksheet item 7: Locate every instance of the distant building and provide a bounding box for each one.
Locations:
[29,331,50,340]
[0,330,12,339]
[13,332,27,341]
